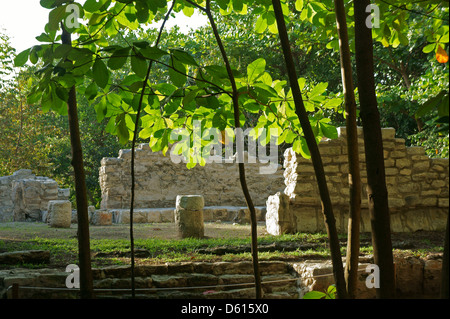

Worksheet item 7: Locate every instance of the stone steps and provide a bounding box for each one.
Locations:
[92,261,299,299]
[0,261,300,299]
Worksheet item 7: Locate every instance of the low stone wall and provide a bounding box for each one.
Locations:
[1,257,442,299]
[102,206,267,225]
[266,127,449,234]
[0,170,70,222]
[99,144,285,210]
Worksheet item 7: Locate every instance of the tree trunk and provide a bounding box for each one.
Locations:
[61,26,94,299]
[128,2,176,298]
[353,0,396,299]
[442,214,449,299]
[333,0,361,299]
[205,1,262,299]
[272,0,347,299]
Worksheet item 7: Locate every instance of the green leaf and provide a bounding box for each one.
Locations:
[172,49,199,66]
[169,59,187,87]
[295,0,304,11]
[54,44,72,59]
[423,43,436,54]
[14,49,31,67]
[247,58,266,83]
[163,97,182,116]
[309,82,328,98]
[108,47,130,70]
[293,136,310,159]
[84,0,104,12]
[255,15,267,33]
[320,122,338,139]
[302,290,326,299]
[48,5,67,31]
[182,5,195,17]
[131,55,148,78]
[416,90,447,119]
[85,82,98,100]
[40,0,56,9]
[216,0,230,10]
[135,0,150,23]
[116,115,130,145]
[35,33,52,43]
[93,58,109,88]
[139,46,168,60]
[323,98,343,109]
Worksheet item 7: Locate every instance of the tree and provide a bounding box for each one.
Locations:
[333,0,361,298]
[354,0,396,299]
[61,26,94,299]
[271,0,347,299]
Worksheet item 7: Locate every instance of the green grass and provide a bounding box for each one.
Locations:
[1,232,333,268]
[1,228,443,269]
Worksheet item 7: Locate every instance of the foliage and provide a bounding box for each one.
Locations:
[13,0,344,172]
[303,284,336,299]
[1,0,447,209]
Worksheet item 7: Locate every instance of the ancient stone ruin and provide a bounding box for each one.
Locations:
[0,169,70,223]
[0,127,448,234]
[266,127,449,235]
[98,143,285,224]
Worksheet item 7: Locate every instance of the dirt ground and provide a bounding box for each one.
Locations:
[0,221,269,241]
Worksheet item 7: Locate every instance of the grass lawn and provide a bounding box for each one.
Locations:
[0,222,444,270]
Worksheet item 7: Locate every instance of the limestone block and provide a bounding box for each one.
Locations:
[266,192,294,235]
[293,206,320,233]
[395,256,424,297]
[176,195,204,211]
[147,209,162,223]
[58,188,70,200]
[423,259,442,296]
[381,127,396,140]
[90,210,112,226]
[160,208,175,222]
[48,200,72,228]
[174,208,204,239]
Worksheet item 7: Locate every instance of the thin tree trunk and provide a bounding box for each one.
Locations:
[353,0,396,299]
[333,0,361,299]
[204,0,262,299]
[129,2,176,298]
[442,214,449,298]
[61,26,94,299]
[272,0,347,299]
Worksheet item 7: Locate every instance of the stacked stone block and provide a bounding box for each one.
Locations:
[0,170,70,223]
[267,127,449,234]
[99,144,285,210]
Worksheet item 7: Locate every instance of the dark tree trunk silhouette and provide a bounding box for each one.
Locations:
[61,26,94,299]
[354,0,396,299]
[442,214,449,298]
[204,0,262,298]
[129,1,176,298]
[272,0,347,299]
[333,0,362,299]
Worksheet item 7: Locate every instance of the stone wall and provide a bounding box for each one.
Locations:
[0,170,69,222]
[266,127,449,234]
[1,257,442,299]
[99,144,285,210]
